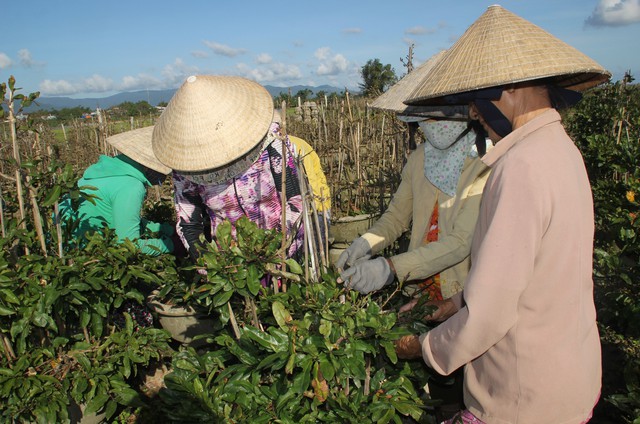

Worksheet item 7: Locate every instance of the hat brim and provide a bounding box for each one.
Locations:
[107,126,171,174]
[405,5,611,106]
[152,75,274,172]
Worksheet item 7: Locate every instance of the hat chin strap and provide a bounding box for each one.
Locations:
[474,99,512,138]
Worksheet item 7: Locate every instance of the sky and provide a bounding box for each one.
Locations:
[2,0,639,99]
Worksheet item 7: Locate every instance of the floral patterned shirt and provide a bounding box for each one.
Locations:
[173,124,304,260]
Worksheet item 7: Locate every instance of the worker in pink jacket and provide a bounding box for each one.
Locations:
[397,5,611,424]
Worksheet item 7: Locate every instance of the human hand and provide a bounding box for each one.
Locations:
[335,237,371,270]
[399,298,457,322]
[159,222,175,237]
[338,257,394,294]
[395,334,422,359]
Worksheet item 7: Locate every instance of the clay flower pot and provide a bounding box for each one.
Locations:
[330,214,378,244]
[147,290,215,347]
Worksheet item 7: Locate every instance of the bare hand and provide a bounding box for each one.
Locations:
[395,334,422,359]
[399,298,457,322]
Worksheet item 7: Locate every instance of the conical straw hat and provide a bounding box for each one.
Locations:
[406,5,611,105]
[369,50,467,119]
[107,126,171,174]
[152,75,274,172]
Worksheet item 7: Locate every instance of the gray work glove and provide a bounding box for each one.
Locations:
[340,257,395,294]
[335,237,372,270]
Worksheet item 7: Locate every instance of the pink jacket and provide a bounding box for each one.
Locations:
[420,110,601,423]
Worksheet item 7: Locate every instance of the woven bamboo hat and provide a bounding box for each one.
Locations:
[152,75,274,172]
[405,5,611,105]
[106,126,171,174]
[369,50,467,119]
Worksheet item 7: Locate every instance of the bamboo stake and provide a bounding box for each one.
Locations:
[228,302,241,340]
[8,90,27,225]
[279,135,288,293]
[246,297,261,330]
[25,174,47,256]
[1,334,16,362]
[299,162,311,283]
[0,185,5,238]
[7,85,30,255]
[364,356,371,396]
[61,123,67,143]
[54,202,63,258]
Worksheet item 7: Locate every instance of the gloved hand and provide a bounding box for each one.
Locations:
[339,257,395,294]
[335,237,372,270]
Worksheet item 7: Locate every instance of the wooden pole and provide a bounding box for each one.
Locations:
[8,85,29,255]
[61,123,67,143]
[280,133,288,293]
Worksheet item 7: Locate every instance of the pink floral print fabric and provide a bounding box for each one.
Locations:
[173,129,304,259]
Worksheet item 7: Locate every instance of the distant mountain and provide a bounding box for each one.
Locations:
[24,85,349,112]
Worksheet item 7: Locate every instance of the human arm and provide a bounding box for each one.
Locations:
[140,219,175,238]
[359,153,419,255]
[110,182,173,256]
[173,175,207,260]
[420,159,544,375]
[389,168,488,282]
[395,292,463,359]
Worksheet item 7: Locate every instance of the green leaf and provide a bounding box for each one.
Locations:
[291,356,312,394]
[41,185,62,207]
[0,288,20,304]
[0,305,15,316]
[247,267,262,296]
[213,289,234,307]
[381,340,398,364]
[84,393,109,415]
[243,326,283,352]
[318,354,335,381]
[319,319,332,337]
[113,387,139,405]
[285,258,303,275]
[272,301,292,330]
[86,276,107,290]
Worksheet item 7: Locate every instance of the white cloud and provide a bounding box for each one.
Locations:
[314,48,349,76]
[586,0,640,26]
[191,50,209,58]
[405,25,436,35]
[203,41,247,57]
[235,61,302,85]
[256,53,272,65]
[82,74,113,92]
[161,58,200,87]
[342,28,362,34]
[0,53,13,69]
[39,79,78,95]
[17,49,43,68]
[38,58,199,96]
[120,74,162,91]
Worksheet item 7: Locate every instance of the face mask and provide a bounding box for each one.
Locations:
[420,120,475,197]
[419,120,468,149]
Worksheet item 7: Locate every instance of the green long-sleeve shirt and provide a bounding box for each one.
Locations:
[60,154,173,256]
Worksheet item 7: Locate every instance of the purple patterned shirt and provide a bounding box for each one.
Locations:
[173,126,304,259]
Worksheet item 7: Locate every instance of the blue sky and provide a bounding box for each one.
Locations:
[2,0,639,99]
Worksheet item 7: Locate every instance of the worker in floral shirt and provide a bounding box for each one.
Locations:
[151,75,304,261]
